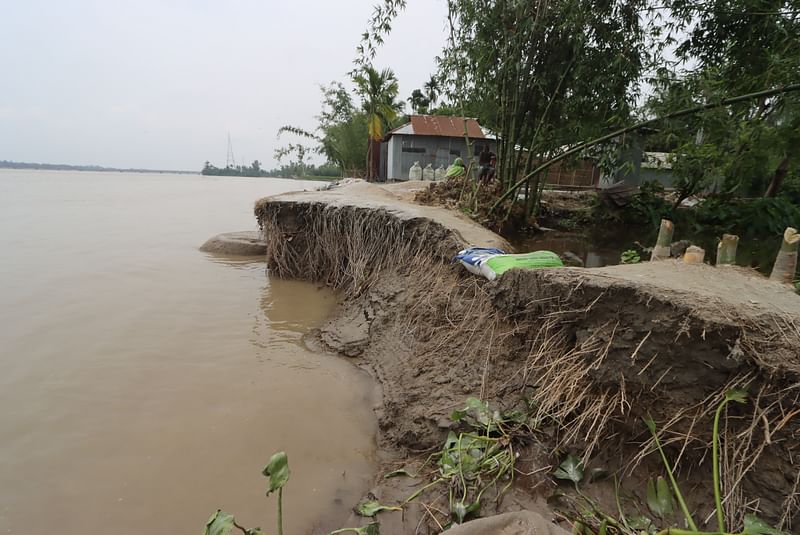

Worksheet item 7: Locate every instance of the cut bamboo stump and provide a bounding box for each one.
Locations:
[650,219,674,261]
[716,234,739,266]
[683,245,706,264]
[770,227,800,284]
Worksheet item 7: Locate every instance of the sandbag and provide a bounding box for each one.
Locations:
[454,247,563,280]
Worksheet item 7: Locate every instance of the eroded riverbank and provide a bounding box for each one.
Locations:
[255,180,800,534]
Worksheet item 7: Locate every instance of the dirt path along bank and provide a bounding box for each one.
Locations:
[255,181,800,534]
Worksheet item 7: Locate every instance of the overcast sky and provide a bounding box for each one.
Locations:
[0,0,449,171]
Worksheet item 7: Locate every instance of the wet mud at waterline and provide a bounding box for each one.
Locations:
[256,182,800,534]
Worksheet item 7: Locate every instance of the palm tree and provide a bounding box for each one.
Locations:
[408,89,430,114]
[423,75,440,108]
[353,65,404,180]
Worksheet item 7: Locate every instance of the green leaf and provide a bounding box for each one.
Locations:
[643,415,657,434]
[725,389,748,404]
[451,397,493,428]
[328,523,381,535]
[355,500,402,517]
[245,530,264,535]
[262,451,290,496]
[742,515,788,535]
[554,454,584,485]
[646,476,674,517]
[451,500,480,524]
[204,510,236,535]
[626,515,653,531]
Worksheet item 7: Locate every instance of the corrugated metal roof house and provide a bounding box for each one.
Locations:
[380,115,496,181]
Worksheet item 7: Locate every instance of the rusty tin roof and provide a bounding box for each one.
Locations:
[388,115,486,139]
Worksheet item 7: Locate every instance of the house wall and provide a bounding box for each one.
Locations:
[543,159,601,188]
[384,135,497,180]
[640,167,677,189]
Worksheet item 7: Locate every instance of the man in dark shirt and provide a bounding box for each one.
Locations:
[478,145,495,182]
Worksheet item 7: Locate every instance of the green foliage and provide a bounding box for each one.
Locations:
[554,394,787,535]
[407,89,430,114]
[263,451,289,496]
[204,452,288,535]
[554,454,585,486]
[401,397,525,526]
[743,515,788,535]
[645,0,800,202]
[439,0,649,217]
[204,511,237,535]
[353,65,404,179]
[641,390,787,535]
[620,250,641,264]
[329,524,380,535]
[693,197,800,238]
[646,477,674,518]
[355,500,401,517]
[275,83,369,177]
[450,396,525,432]
[423,75,440,108]
[643,414,698,531]
[353,65,403,141]
[594,181,671,228]
[264,162,341,179]
[202,160,268,177]
[353,0,407,70]
[627,181,672,227]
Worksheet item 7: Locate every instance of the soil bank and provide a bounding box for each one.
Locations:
[255,180,800,534]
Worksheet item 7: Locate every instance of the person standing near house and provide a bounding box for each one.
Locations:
[478,145,496,182]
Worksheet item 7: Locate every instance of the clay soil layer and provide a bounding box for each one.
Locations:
[255,181,800,534]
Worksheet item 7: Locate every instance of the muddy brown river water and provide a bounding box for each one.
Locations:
[0,170,376,535]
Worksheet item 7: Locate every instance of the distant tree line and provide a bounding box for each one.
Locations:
[201,160,267,177]
[262,162,341,179]
[201,159,341,179]
[0,160,193,174]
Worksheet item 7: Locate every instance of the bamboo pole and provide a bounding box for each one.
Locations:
[716,234,739,266]
[683,245,706,264]
[769,227,800,284]
[650,219,674,261]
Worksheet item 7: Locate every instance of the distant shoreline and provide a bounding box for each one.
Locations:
[0,160,196,174]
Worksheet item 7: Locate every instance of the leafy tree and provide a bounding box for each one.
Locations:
[648,0,800,201]
[353,65,404,179]
[438,0,649,217]
[423,75,440,108]
[407,88,430,114]
[275,82,369,177]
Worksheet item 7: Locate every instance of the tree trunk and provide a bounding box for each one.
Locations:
[764,155,790,198]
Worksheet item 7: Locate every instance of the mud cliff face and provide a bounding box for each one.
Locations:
[255,182,800,532]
